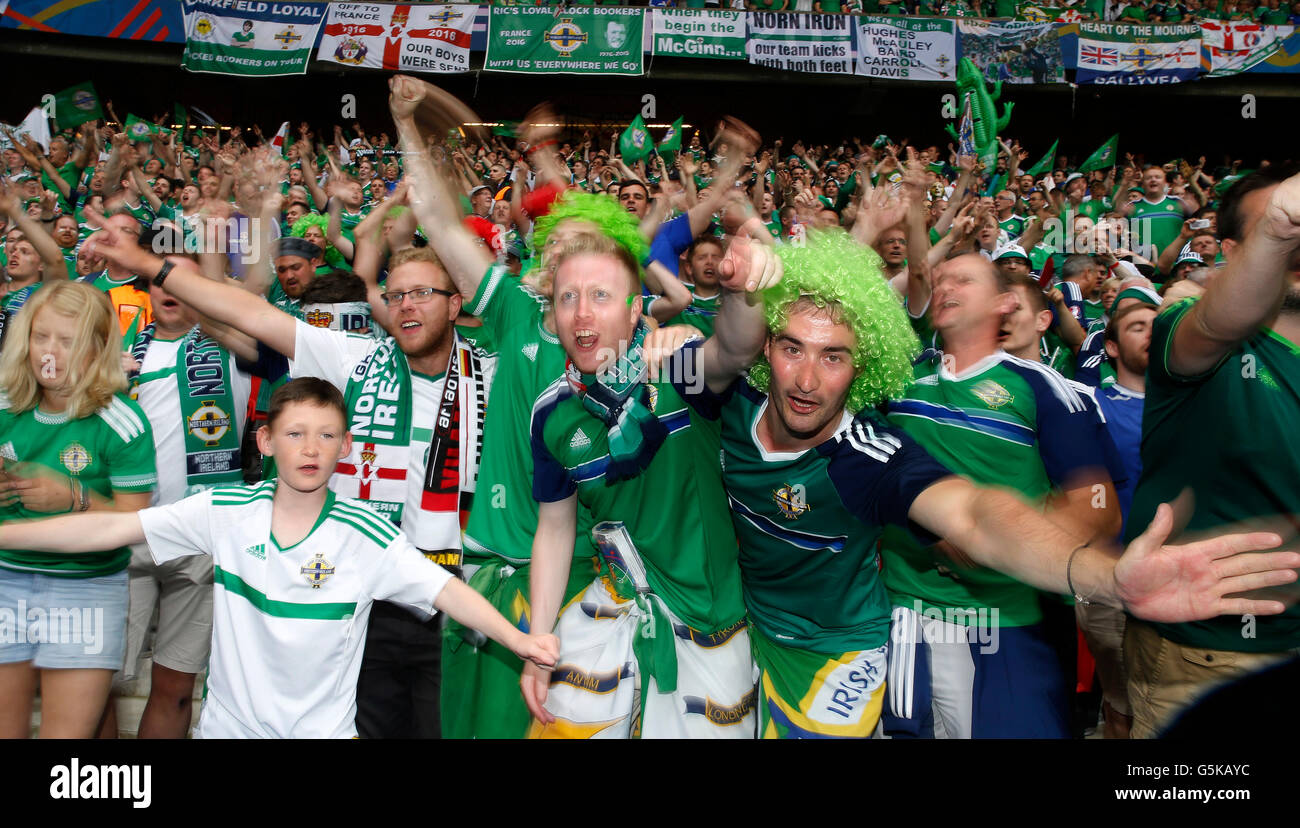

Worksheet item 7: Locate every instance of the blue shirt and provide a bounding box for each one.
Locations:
[1096,383,1144,541]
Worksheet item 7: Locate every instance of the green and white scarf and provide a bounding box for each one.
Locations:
[130,324,242,495]
[339,333,490,552]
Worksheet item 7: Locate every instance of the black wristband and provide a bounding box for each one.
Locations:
[152,259,175,288]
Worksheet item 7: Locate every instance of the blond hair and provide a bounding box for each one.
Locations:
[0,281,126,419]
[388,245,445,273]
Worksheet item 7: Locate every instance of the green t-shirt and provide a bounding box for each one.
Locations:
[998,215,1026,238]
[717,381,949,653]
[1127,298,1300,652]
[461,266,595,564]
[0,393,156,577]
[1130,195,1186,267]
[88,271,139,293]
[530,342,743,633]
[42,161,81,212]
[882,350,1112,626]
[667,286,722,339]
[1261,7,1291,22]
[1118,4,1149,19]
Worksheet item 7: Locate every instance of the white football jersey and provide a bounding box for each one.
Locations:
[139,480,453,738]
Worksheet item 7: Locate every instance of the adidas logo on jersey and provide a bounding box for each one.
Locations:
[0,442,15,462]
[244,543,266,561]
[570,429,591,450]
[521,342,539,362]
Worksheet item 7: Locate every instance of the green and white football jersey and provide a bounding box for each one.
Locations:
[0,393,156,577]
[881,350,1119,626]
[462,265,595,563]
[530,342,743,633]
[139,481,454,738]
[716,381,950,653]
[1130,195,1186,266]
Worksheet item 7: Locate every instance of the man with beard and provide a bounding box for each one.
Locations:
[85,212,497,740]
[1124,165,1300,737]
[644,230,1300,739]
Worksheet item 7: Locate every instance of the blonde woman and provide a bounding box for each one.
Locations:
[0,281,156,738]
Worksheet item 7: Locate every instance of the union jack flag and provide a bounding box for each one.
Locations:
[1080,45,1118,66]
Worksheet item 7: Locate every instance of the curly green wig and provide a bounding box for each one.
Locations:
[747,229,920,413]
[290,214,347,270]
[532,190,650,271]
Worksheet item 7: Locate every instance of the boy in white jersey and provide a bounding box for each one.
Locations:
[0,378,558,738]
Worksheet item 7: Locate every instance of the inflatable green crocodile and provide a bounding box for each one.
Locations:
[945,57,1013,174]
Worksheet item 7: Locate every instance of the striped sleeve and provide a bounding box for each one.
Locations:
[101,396,157,492]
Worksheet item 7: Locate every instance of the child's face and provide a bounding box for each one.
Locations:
[257,401,351,494]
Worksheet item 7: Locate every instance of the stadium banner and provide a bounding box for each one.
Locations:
[1200,21,1295,76]
[651,8,745,60]
[317,3,475,74]
[1075,22,1201,84]
[957,19,1065,84]
[0,0,183,42]
[854,16,957,81]
[181,0,326,76]
[485,6,644,75]
[746,12,855,75]
[1246,25,1300,72]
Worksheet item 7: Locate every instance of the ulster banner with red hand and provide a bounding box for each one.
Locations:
[317,2,475,74]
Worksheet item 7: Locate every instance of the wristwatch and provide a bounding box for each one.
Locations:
[152,259,175,288]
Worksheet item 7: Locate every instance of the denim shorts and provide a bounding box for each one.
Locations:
[0,567,128,670]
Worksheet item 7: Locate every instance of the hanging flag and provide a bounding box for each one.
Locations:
[270,121,291,159]
[657,116,683,159]
[1025,138,1059,177]
[1076,23,1201,85]
[51,82,103,131]
[124,114,160,143]
[957,93,977,159]
[619,114,652,166]
[1078,134,1118,172]
[318,3,475,75]
[182,0,326,77]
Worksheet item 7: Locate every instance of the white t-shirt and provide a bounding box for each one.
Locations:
[135,334,252,505]
[139,481,453,738]
[290,321,442,541]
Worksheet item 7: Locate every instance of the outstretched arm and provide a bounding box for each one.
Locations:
[86,226,297,359]
[909,477,1299,621]
[0,511,146,554]
[434,578,558,671]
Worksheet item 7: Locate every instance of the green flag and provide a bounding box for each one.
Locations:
[619,114,652,166]
[492,121,519,138]
[656,117,684,160]
[52,82,103,131]
[124,114,160,143]
[173,102,188,133]
[1078,134,1118,173]
[1025,139,1059,177]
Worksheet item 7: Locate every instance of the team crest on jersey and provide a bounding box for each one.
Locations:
[300,553,336,588]
[59,443,91,475]
[188,401,232,446]
[971,379,1013,409]
[0,442,16,462]
[771,484,810,519]
[645,384,658,413]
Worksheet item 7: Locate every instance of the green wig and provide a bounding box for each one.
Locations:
[532,190,650,272]
[290,214,347,270]
[747,229,920,413]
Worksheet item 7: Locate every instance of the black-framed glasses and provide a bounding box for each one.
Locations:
[380,287,455,307]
